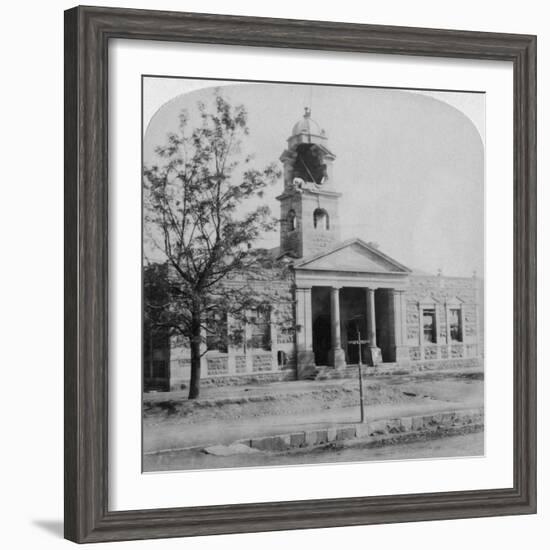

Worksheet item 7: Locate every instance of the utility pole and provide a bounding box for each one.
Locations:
[357,325,366,424]
[348,318,367,424]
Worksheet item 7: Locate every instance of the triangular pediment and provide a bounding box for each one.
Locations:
[294,239,410,274]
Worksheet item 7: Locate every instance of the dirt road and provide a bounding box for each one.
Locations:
[143,369,483,453]
[144,430,484,472]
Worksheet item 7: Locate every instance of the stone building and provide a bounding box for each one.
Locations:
[144,108,483,391]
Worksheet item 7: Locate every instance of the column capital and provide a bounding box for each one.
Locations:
[295,285,312,291]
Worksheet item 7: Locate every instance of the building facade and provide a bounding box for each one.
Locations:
[144,109,483,392]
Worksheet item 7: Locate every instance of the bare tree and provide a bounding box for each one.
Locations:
[144,93,291,399]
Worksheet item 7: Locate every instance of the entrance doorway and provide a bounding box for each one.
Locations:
[313,314,331,366]
[311,287,331,366]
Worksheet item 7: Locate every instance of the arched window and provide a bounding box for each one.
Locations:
[288,209,297,231]
[313,208,330,230]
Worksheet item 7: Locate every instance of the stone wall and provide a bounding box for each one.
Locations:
[164,277,297,391]
[145,268,484,392]
[278,189,341,258]
[279,195,303,257]
[403,274,482,363]
[299,191,341,257]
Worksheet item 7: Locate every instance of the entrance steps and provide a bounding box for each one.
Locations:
[305,360,482,380]
[311,363,400,380]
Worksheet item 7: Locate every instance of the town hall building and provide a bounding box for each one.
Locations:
[144,108,483,392]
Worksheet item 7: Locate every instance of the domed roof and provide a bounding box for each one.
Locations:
[291,107,326,138]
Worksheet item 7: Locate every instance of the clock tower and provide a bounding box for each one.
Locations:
[277,108,341,259]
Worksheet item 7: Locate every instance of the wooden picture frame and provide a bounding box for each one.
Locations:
[64,5,536,543]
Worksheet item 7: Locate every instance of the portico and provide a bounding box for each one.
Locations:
[292,238,410,377]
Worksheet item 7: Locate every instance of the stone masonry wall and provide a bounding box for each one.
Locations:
[166,276,296,390]
[403,274,482,363]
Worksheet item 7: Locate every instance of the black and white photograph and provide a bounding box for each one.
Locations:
[142,77,485,472]
[1,0,544,546]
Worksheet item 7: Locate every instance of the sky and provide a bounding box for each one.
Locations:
[143,77,484,277]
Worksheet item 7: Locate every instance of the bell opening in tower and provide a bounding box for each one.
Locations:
[293,143,327,185]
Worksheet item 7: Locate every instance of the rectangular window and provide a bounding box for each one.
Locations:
[250,307,271,351]
[206,311,228,353]
[423,309,436,344]
[449,308,462,342]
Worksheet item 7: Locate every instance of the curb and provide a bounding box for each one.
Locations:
[238,407,484,452]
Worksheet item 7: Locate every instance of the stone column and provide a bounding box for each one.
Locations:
[474,275,481,357]
[295,286,316,378]
[328,286,346,369]
[244,318,253,374]
[269,310,277,371]
[226,313,236,375]
[391,289,409,363]
[365,287,382,365]
[391,290,402,347]
[433,305,440,359]
[418,303,424,350]
[366,288,377,346]
[445,302,452,358]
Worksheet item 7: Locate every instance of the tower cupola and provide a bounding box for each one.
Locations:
[277,108,341,259]
[291,107,325,140]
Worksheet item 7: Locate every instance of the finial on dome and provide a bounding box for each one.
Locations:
[289,107,326,140]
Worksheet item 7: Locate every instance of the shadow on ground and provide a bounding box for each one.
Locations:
[32,519,64,539]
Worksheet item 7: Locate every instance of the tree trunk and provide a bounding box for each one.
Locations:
[188,310,202,399]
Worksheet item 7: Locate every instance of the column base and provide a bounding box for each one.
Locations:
[365,346,382,366]
[296,350,316,379]
[328,347,346,369]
